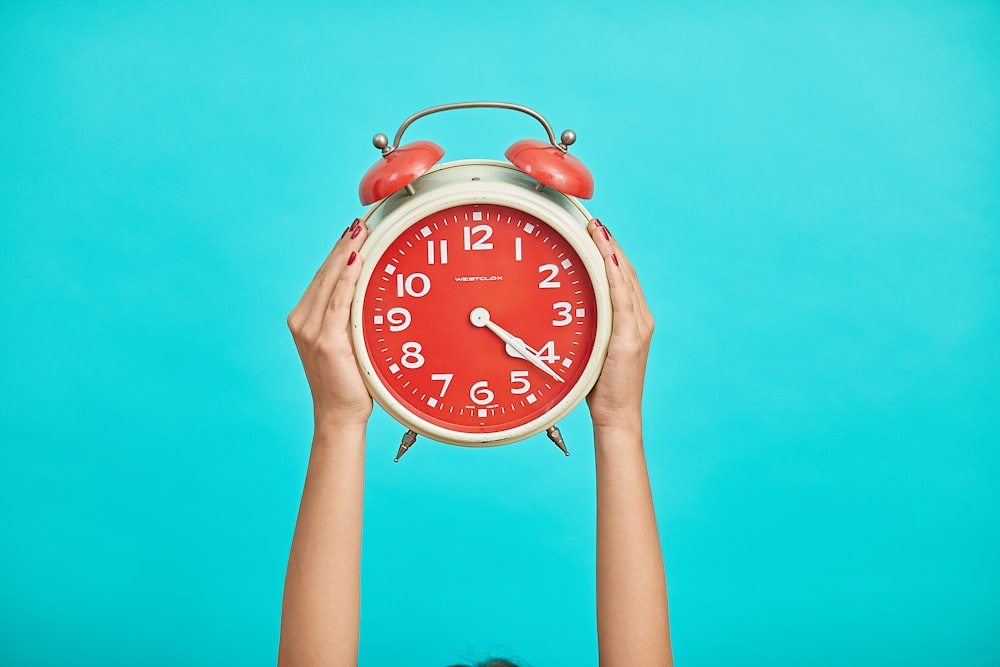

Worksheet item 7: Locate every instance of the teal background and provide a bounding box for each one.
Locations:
[1,1,998,665]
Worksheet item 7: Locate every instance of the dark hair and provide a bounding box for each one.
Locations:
[447,660,522,667]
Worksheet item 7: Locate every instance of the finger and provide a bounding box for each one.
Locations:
[604,252,642,346]
[319,219,369,326]
[591,223,640,336]
[302,218,362,309]
[589,218,640,302]
[320,245,365,343]
[302,219,367,334]
[612,246,654,333]
[600,220,642,293]
[588,219,653,332]
[289,220,356,331]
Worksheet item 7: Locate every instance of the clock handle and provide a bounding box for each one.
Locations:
[361,101,594,203]
[372,101,577,156]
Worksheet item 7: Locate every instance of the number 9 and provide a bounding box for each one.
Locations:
[387,307,411,332]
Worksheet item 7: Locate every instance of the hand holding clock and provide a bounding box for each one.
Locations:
[286,218,372,431]
[585,218,655,434]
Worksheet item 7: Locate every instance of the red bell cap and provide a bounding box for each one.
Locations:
[504,138,594,199]
[359,140,445,205]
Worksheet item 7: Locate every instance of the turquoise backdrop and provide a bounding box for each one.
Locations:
[2,1,998,665]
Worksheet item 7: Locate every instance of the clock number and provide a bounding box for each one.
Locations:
[386,307,411,332]
[538,264,561,289]
[552,302,573,326]
[430,373,453,397]
[510,370,531,395]
[427,240,448,265]
[464,225,493,251]
[401,342,425,369]
[537,340,560,363]
[470,380,495,405]
[515,237,523,261]
[396,272,431,298]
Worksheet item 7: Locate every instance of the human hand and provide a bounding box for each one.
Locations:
[585,219,655,432]
[286,218,372,431]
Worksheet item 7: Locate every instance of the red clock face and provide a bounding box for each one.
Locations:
[362,203,598,435]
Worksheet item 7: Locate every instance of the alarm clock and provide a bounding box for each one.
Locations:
[349,102,612,460]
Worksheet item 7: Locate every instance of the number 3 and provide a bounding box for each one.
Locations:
[552,302,572,326]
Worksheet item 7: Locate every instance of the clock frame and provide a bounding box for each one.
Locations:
[349,103,611,458]
[351,159,611,450]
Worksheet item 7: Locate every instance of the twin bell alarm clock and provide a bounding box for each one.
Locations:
[349,102,612,461]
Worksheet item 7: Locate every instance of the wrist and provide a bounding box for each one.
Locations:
[312,416,368,448]
[590,407,643,435]
[313,402,372,430]
[592,419,644,454]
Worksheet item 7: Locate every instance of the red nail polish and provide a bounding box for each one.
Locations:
[342,225,351,238]
[593,218,602,227]
[351,217,361,230]
[347,251,357,265]
[612,253,619,266]
[602,227,610,241]
[351,226,361,239]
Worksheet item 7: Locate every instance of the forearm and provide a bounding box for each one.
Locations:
[279,422,367,667]
[594,424,672,667]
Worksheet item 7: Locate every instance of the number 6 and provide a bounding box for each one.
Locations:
[470,380,495,405]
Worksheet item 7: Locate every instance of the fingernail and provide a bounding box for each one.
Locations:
[612,253,619,266]
[351,217,361,230]
[347,251,357,265]
[602,227,611,241]
[351,226,361,239]
[593,218,602,228]
[342,225,351,238]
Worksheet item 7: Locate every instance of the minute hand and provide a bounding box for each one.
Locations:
[469,307,564,383]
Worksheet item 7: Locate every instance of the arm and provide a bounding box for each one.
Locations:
[279,219,372,667]
[587,219,673,667]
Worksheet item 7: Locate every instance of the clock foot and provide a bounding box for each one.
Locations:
[546,425,569,456]
[394,429,418,462]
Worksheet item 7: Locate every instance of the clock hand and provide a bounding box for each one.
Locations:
[470,307,564,383]
[505,340,539,361]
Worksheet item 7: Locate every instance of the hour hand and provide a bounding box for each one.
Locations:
[470,307,564,383]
